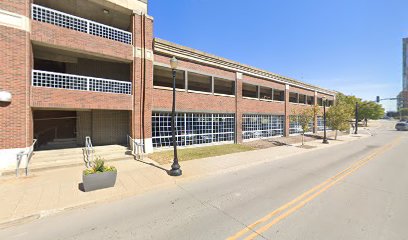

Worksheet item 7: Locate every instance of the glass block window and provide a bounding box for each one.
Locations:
[273,89,285,101]
[242,115,284,140]
[152,112,235,148]
[316,116,332,131]
[243,83,258,98]
[188,72,212,92]
[290,116,314,134]
[317,116,324,131]
[259,86,273,100]
[153,66,185,89]
[214,78,235,95]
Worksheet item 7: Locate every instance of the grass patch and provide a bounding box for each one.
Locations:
[148,144,256,165]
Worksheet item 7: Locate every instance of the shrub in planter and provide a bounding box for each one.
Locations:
[82,157,117,192]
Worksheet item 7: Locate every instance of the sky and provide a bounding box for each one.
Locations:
[149,0,407,111]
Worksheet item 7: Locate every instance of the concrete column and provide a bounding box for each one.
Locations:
[284,84,290,137]
[235,72,243,143]
[131,13,154,153]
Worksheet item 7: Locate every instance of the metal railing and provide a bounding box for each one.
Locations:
[32,4,132,45]
[32,70,132,95]
[127,135,144,161]
[16,139,37,177]
[84,136,94,168]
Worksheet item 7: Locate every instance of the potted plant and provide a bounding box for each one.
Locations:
[82,157,117,192]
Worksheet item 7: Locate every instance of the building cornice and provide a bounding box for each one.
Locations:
[154,38,337,96]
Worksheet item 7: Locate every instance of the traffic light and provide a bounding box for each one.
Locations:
[376,96,380,103]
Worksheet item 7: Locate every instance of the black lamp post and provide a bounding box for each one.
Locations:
[322,98,329,144]
[354,102,359,134]
[168,57,182,176]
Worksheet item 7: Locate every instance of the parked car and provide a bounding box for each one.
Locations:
[395,122,408,131]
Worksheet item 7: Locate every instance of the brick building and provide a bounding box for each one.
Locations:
[0,0,336,170]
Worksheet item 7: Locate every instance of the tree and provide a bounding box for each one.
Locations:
[326,93,360,140]
[358,100,385,126]
[291,106,317,145]
[327,102,351,140]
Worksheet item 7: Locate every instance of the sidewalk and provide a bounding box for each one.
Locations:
[0,132,370,229]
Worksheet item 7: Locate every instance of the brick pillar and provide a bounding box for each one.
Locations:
[313,91,318,133]
[131,13,154,153]
[0,1,33,169]
[284,84,290,137]
[235,72,243,143]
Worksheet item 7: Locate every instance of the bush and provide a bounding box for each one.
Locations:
[83,157,116,175]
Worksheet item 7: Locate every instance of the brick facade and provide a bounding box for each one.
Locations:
[0,24,31,149]
[0,0,336,169]
[30,87,133,110]
[31,21,134,62]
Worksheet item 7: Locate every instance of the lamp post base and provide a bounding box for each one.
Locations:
[169,168,182,176]
[322,139,329,144]
[169,160,182,176]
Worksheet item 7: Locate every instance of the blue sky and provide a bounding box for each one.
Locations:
[150,0,407,111]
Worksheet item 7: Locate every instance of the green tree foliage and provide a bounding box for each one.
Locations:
[327,101,351,140]
[327,93,385,135]
[291,106,317,145]
[358,100,385,125]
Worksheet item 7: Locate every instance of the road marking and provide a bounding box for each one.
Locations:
[227,137,401,240]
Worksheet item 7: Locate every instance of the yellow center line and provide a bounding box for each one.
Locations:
[227,137,401,240]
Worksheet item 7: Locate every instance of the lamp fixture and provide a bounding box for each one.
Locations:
[0,91,12,102]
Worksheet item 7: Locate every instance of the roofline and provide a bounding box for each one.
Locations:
[153,38,337,96]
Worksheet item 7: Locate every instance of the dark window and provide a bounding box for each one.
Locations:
[34,59,66,73]
[327,100,334,106]
[273,89,285,101]
[306,96,314,105]
[317,98,323,106]
[299,94,306,104]
[289,92,298,103]
[214,78,235,95]
[259,86,272,100]
[188,72,212,92]
[243,83,258,98]
[153,66,185,89]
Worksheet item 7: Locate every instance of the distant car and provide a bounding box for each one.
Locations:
[395,122,408,131]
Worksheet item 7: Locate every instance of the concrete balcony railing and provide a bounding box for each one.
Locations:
[32,70,132,95]
[31,4,132,45]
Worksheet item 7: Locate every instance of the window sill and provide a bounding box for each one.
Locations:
[259,98,285,103]
[214,93,235,98]
[243,96,259,100]
[187,90,213,95]
[154,86,186,92]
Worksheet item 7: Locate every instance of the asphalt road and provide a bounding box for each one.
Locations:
[1,121,407,240]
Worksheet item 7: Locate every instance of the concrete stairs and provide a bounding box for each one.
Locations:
[37,138,77,150]
[29,145,135,172]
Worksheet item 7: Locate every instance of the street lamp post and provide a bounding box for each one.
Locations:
[169,57,182,176]
[322,98,329,144]
[354,102,359,134]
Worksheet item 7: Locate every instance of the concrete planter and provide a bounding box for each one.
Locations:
[82,171,117,192]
